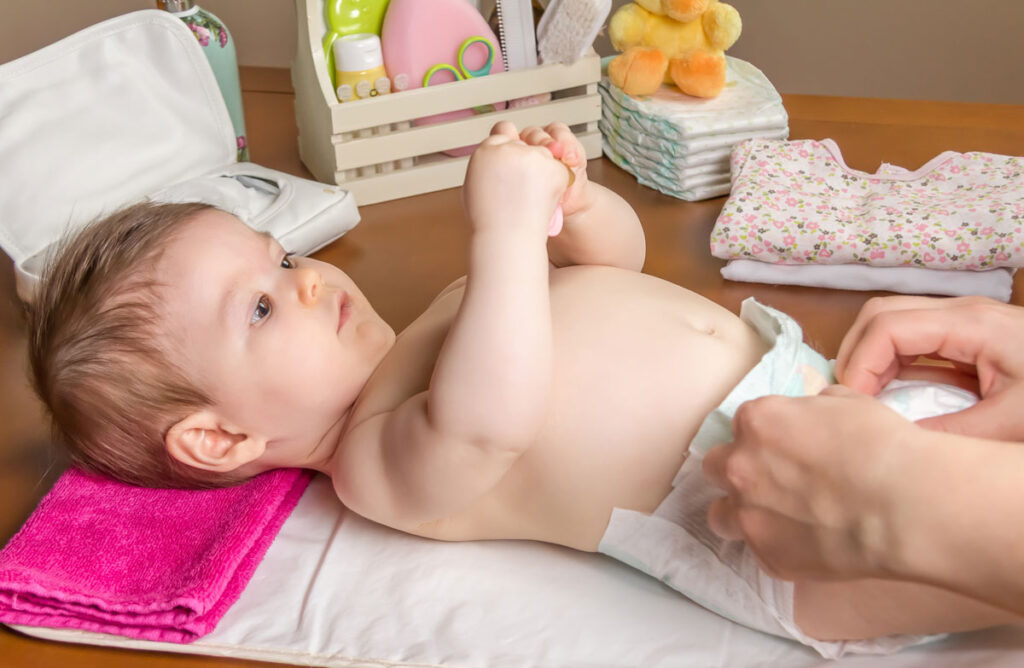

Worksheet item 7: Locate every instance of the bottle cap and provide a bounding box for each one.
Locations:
[156,0,196,12]
[333,34,384,73]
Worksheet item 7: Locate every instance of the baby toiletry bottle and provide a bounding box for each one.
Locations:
[323,0,392,93]
[333,34,391,102]
[157,0,249,161]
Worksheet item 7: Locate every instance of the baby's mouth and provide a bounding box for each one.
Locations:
[337,291,351,333]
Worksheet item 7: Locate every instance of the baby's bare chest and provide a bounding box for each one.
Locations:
[354,267,768,547]
[357,267,763,448]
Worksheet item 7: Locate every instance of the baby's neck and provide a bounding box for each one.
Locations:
[265,408,351,477]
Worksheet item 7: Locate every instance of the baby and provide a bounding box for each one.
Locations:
[28,122,1018,656]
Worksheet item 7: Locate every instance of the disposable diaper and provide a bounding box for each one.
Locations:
[602,138,732,200]
[598,56,789,201]
[598,58,789,142]
[599,298,978,659]
[599,85,788,157]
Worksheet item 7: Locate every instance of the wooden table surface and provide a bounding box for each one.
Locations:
[1,67,1022,667]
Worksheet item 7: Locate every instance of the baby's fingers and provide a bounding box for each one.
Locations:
[544,123,583,164]
[519,125,562,155]
[489,120,520,139]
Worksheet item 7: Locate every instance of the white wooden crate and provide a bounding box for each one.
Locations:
[292,0,603,205]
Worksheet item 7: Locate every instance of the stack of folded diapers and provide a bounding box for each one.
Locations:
[599,56,789,201]
[710,138,1024,301]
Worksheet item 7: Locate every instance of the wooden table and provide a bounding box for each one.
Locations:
[1,67,1022,667]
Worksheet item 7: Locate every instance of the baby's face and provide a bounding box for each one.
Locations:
[157,209,394,469]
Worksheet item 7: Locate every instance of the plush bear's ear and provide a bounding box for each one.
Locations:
[703,1,742,51]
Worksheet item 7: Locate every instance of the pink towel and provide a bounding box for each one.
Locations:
[0,466,312,643]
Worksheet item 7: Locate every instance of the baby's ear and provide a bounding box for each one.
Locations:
[165,410,266,473]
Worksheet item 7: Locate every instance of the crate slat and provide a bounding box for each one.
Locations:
[327,55,601,134]
[339,130,602,206]
[293,0,603,203]
[332,94,601,170]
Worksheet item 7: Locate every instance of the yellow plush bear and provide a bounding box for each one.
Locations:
[608,0,741,98]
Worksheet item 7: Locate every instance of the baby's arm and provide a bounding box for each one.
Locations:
[502,122,646,272]
[331,132,567,530]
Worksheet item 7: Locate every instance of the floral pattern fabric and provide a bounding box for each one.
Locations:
[710,139,1024,270]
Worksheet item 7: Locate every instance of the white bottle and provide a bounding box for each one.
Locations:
[333,34,391,102]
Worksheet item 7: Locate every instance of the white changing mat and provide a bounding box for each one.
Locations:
[10,475,1024,667]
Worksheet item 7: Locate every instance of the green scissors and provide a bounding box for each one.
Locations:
[422,36,496,89]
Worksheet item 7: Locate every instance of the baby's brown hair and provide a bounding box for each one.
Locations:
[28,201,251,489]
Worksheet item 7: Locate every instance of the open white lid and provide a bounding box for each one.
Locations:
[0,10,236,266]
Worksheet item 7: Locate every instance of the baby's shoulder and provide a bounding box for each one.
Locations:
[429,275,467,306]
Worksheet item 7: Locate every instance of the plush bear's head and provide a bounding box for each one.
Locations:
[634,0,716,24]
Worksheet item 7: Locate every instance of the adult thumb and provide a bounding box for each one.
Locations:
[820,384,864,399]
[918,392,1022,441]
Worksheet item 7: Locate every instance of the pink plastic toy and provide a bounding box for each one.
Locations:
[548,163,575,237]
[381,0,507,156]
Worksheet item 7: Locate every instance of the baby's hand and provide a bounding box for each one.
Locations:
[463,124,571,236]
[513,122,590,219]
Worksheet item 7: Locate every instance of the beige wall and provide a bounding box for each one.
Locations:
[1,1,298,69]
[3,0,1023,104]
[596,0,1024,105]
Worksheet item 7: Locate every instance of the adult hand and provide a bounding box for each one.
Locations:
[835,295,1024,442]
[703,385,924,581]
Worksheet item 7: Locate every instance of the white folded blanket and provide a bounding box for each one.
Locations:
[721,259,1015,302]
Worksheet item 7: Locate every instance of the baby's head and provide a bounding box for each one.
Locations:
[29,202,394,488]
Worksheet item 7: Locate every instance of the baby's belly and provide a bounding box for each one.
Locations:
[415,267,768,550]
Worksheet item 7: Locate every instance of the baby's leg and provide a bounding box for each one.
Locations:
[794,578,1022,641]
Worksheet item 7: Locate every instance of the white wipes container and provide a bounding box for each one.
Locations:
[0,10,360,304]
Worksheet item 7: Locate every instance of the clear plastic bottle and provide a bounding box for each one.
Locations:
[156,0,249,161]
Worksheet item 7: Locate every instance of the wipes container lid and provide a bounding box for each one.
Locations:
[0,11,235,271]
[0,10,359,304]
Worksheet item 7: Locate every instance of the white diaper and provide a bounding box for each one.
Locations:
[597,56,789,201]
[598,298,978,659]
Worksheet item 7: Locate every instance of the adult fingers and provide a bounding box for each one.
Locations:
[837,305,992,395]
[835,296,948,386]
[892,363,980,394]
[707,495,744,540]
[918,389,1024,441]
[739,509,842,580]
[708,502,829,580]
[818,383,863,399]
[702,443,736,492]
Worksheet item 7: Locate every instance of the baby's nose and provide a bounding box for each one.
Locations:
[297,268,324,306]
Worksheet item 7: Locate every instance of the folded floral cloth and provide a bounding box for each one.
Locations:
[0,466,313,643]
[710,139,1024,270]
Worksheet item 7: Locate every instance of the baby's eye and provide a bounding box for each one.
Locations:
[251,295,271,324]
[281,253,297,269]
